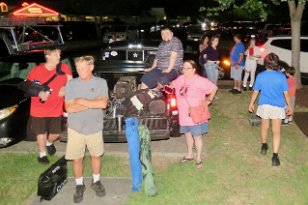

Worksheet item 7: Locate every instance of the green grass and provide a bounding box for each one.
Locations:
[1,91,308,205]
[0,153,129,205]
[127,91,308,205]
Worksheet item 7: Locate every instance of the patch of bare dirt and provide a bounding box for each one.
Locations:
[297,85,308,108]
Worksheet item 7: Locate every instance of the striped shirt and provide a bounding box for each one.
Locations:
[156,37,184,70]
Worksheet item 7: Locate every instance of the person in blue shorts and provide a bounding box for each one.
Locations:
[248,53,293,167]
[230,34,245,94]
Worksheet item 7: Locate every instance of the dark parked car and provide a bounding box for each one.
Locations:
[90,40,181,142]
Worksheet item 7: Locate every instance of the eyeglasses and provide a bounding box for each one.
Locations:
[76,56,95,65]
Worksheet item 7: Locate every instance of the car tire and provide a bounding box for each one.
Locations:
[170,120,181,137]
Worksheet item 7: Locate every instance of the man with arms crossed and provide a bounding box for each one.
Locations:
[65,56,108,203]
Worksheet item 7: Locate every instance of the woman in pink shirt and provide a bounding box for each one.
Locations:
[171,60,218,168]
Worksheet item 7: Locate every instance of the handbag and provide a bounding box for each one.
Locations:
[37,156,68,201]
[185,95,211,124]
[189,102,211,124]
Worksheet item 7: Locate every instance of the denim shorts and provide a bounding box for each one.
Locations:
[231,66,244,80]
[180,122,209,137]
[141,68,179,88]
[205,63,218,84]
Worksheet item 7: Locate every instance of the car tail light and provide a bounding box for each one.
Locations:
[167,94,177,110]
[170,97,177,108]
[260,46,266,59]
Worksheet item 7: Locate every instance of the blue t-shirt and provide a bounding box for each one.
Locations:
[253,70,288,108]
[230,42,245,66]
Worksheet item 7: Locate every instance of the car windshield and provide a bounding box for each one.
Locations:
[108,26,127,32]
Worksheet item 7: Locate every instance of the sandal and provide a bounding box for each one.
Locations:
[196,161,203,169]
[180,157,194,163]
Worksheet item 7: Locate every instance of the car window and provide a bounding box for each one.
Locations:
[270,39,291,50]
[0,61,37,81]
[0,38,10,57]
[0,61,11,79]
[270,39,308,52]
[109,26,127,32]
[301,39,308,52]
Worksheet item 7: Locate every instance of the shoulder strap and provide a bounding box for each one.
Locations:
[43,62,63,86]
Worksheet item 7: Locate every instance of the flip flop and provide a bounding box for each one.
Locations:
[196,161,203,169]
[180,157,194,163]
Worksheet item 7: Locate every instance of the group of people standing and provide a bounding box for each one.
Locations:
[198,33,261,93]
[26,27,295,203]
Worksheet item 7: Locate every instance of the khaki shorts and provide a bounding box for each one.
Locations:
[65,128,104,160]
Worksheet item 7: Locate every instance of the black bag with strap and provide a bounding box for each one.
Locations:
[18,62,64,97]
[37,156,68,201]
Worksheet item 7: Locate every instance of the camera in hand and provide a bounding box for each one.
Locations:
[18,79,52,103]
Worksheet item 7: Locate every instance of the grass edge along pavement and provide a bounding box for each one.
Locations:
[0,153,130,205]
[0,91,307,205]
[127,90,308,205]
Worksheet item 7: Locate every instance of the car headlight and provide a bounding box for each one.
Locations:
[223,60,231,66]
[0,105,18,120]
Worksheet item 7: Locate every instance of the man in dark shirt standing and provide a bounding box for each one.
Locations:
[140,26,183,89]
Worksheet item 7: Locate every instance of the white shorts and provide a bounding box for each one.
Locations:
[256,105,286,119]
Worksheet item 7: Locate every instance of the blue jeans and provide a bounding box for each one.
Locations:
[205,63,218,84]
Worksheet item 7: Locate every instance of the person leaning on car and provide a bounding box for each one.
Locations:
[140,26,184,89]
[27,47,72,164]
[65,56,108,203]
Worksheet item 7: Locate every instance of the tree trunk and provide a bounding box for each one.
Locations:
[288,0,305,89]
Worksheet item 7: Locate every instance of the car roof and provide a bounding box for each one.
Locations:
[0,45,101,62]
[267,36,308,40]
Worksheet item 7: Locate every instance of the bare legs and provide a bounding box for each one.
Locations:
[73,156,102,178]
[184,133,194,159]
[37,133,59,152]
[271,119,282,153]
[194,137,203,163]
[260,118,282,153]
[184,133,203,167]
[235,80,242,90]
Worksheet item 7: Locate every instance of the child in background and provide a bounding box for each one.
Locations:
[284,66,296,124]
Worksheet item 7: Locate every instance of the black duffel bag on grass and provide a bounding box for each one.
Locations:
[37,156,68,201]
